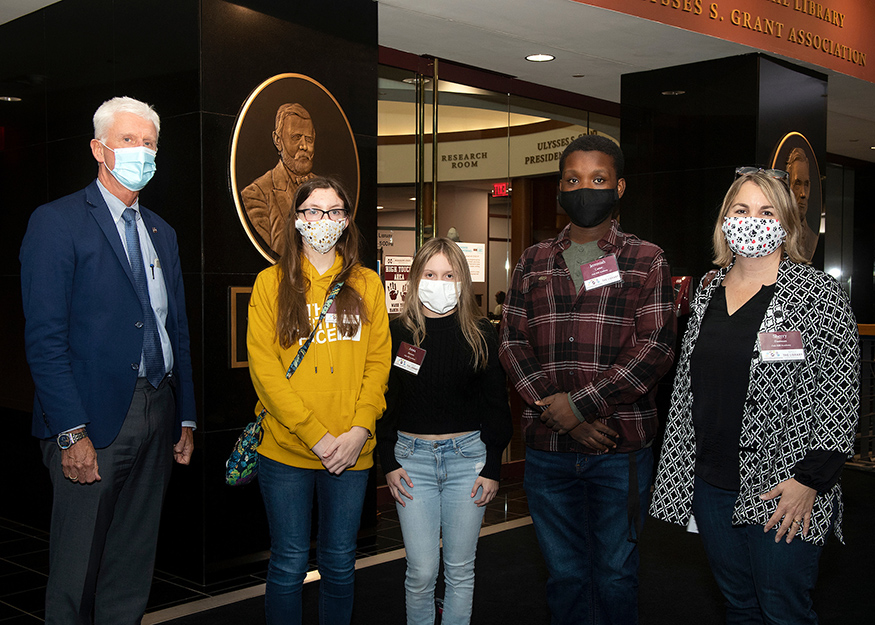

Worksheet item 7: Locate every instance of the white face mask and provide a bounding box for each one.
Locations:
[418,279,460,315]
[721,216,787,258]
[295,218,346,254]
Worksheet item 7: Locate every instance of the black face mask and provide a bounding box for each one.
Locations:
[558,188,619,228]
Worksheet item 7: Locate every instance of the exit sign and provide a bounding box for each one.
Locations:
[493,182,509,197]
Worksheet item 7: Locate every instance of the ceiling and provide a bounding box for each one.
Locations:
[377,0,874,164]
[3,0,873,163]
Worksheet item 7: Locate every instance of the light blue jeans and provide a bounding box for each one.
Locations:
[395,431,487,625]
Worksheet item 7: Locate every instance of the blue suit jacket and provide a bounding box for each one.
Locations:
[20,181,197,448]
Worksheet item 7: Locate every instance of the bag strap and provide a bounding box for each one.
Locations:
[285,281,344,379]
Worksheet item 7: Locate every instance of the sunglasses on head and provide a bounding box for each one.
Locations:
[735,166,789,181]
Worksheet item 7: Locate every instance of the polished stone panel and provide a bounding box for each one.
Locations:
[1,0,378,588]
[621,53,828,277]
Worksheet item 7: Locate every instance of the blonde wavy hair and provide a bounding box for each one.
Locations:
[712,170,808,267]
[399,237,489,370]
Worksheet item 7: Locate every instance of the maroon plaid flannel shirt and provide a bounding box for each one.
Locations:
[499,221,676,454]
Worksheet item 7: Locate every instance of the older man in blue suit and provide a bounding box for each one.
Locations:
[20,96,196,625]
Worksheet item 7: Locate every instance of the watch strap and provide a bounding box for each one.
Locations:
[58,429,89,449]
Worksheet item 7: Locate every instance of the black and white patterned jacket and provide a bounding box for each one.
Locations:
[650,260,859,545]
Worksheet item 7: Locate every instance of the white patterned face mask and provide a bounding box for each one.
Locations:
[295,218,346,254]
[721,216,786,258]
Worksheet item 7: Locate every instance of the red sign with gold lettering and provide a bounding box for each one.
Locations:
[572,0,872,83]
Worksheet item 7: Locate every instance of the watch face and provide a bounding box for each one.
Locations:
[58,430,86,449]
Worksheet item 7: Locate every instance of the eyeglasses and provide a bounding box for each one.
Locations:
[735,166,789,181]
[296,208,349,222]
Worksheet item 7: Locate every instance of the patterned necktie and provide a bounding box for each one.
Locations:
[122,208,165,387]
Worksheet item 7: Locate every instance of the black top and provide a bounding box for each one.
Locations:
[378,314,513,480]
[691,285,845,492]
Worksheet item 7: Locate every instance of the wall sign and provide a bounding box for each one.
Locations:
[229,287,252,368]
[384,255,414,314]
[456,242,486,283]
[574,0,872,83]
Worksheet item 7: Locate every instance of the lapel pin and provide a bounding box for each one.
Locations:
[152,227,157,233]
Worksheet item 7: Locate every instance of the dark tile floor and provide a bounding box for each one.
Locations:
[0,477,529,622]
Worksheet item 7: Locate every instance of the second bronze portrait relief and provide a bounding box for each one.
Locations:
[231,74,360,263]
[771,131,821,262]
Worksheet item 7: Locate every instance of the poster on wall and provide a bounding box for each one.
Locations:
[456,242,486,283]
[770,132,821,262]
[384,256,413,315]
[229,73,361,263]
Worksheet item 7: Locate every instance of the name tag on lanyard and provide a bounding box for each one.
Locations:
[758,331,805,362]
[581,254,621,290]
[394,341,426,375]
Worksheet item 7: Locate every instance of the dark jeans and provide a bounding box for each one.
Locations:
[258,455,368,625]
[692,475,826,625]
[524,446,653,625]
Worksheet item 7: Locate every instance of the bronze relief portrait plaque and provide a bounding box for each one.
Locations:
[770,132,821,262]
[230,74,361,263]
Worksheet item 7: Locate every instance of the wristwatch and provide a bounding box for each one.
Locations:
[57,429,88,450]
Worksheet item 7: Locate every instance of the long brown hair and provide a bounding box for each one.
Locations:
[399,237,489,370]
[276,177,367,348]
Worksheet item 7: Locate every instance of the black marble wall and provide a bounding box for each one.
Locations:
[1,0,377,585]
[619,53,827,279]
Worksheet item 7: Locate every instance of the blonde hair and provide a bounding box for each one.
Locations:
[712,171,807,266]
[399,237,489,370]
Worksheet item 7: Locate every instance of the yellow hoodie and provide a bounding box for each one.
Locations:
[247,256,390,470]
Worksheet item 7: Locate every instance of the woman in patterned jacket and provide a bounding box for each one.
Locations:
[650,168,859,625]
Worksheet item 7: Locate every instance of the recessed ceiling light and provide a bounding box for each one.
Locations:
[376,205,383,210]
[661,90,686,96]
[409,197,417,201]
[402,77,431,85]
[0,96,22,102]
[526,54,555,62]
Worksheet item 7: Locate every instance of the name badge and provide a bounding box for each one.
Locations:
[394,341,426,375]
[758,331,805,362]
[581,254,621,290]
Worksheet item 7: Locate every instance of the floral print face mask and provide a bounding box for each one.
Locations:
[295,218,346,254]
[721,216,787,258]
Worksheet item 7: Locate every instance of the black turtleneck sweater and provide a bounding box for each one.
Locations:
[377,314,513,480]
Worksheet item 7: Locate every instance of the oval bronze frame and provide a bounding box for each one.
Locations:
[230,73,361,263]
[770,131,821,230]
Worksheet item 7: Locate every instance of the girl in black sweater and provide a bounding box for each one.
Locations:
[378,237,512,625]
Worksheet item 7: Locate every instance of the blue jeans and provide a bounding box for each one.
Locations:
[692,476,826,625]
[395,431,487,625]
[524,446,653,625]
[258,455,369,625]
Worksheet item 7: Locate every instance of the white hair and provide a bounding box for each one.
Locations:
[93,96,160,142]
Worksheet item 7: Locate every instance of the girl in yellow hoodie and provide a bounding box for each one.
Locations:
[247,177,390,625]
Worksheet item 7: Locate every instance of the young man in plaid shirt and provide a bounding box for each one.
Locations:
[499,135,676,625]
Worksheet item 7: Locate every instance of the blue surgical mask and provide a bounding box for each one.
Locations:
[101,143,157,191]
